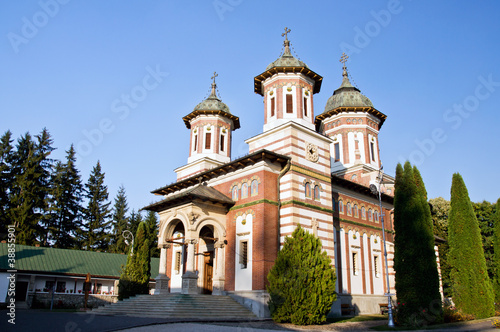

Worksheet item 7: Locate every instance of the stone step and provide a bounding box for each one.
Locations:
[92,293,257,320]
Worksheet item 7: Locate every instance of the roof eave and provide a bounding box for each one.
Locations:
[150,149,290,196]
[253,66,323,96]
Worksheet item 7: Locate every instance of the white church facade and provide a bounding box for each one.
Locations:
[143,29,396,317]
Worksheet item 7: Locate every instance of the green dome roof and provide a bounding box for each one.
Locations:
[323,69,373,112]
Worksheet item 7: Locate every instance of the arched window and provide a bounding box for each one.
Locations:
[354,204,358,218]
[368,208,373,221]
[361,206,366,219]
[241,183,248,199]
[232,186,238,201]
[346,202,352,215]
[251,180,258,196]
[374,210,379,222]
[339,200,344,213]
[305,183,311,198]
[314,185,320,200]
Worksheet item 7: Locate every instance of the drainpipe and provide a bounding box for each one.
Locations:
[277,159,291,250]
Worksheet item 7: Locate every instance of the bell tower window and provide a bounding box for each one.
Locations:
[220,134,225,152]
[193,134,198,152]
[303,97,308,117]
[334,143,340,162]
[205,132,211,150]
[270,97,275,117]
[370,141,375,162]
[286,94,293,113]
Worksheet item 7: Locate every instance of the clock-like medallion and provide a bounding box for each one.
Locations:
[306,143,319,162]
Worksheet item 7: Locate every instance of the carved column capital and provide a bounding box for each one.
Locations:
[162,243,171,249]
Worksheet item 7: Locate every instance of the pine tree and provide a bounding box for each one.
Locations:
[110,185,129,253]
[47,145,83,248]
[0,131,14,237]
[393,162,442,326]
[81,161,111,251]
[493,198,500,307]
[9,130,54,245]
[267,225,336,325]
[448,173,494,318]
[129,210,142,237]
[145,210,160,258]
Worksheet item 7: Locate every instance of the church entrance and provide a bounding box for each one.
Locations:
[199,225,216,295]
[203,252,214,294]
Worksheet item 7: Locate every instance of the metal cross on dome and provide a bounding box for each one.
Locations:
[282,27,291,41]
[340,52,349,68]
[211,71,218,84]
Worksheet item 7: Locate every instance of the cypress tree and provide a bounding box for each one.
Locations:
[118,222,151,299]
[493,198,500,307]
[448,173,494,318]
[81,161,111,251]
[145,210,160,258]
[393,162,442,326]
[48,145,83,248]
[110,185,129,253]
[267,225,336,325]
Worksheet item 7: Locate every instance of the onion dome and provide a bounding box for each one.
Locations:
[323,65,374,111]
[254,27,322,96]
[183,73,240,129]
[315,53,386,129]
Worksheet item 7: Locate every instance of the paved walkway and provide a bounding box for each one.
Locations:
[1,310,497,332]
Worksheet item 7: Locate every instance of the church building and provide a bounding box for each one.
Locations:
[143,29,396,317]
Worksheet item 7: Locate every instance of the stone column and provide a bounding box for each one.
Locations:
[182,239,199,294]
[212,241,225,295]
[154,245,170,295]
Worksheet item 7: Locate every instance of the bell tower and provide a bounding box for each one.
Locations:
[175,73,240,181]
[253,27,323,132]
[315,54,387,186]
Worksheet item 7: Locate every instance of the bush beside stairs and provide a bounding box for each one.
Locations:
[91,293,259,320]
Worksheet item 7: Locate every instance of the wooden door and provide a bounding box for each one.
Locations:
[203,252,214,294]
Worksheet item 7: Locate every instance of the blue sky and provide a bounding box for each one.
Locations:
[1,1,499,212]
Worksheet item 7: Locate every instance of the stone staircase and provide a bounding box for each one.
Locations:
[91,293,259,320]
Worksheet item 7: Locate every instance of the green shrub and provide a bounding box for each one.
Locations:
[267,225,336,325]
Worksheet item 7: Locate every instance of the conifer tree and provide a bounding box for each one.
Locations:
[118,222,151,299]
[81,161,111,251]
[129,210,142,237]
[473,200,496,280]
[110,185,129,253]
[393,162,442,325]
[9,130,54,245]
[267,225,336,325]
[47,145,83,248]
[145,210,160,258]
[493,198,500,307]
[448,173,494,318]
[0,131,14,237]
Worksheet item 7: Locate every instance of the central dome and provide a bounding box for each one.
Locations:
[265,52,308,71]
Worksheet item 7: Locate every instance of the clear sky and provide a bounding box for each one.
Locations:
[1,1,499,212]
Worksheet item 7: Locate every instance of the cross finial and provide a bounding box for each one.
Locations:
[340,53,349,68]
[211,71,218,84]
[282,27,291,41]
